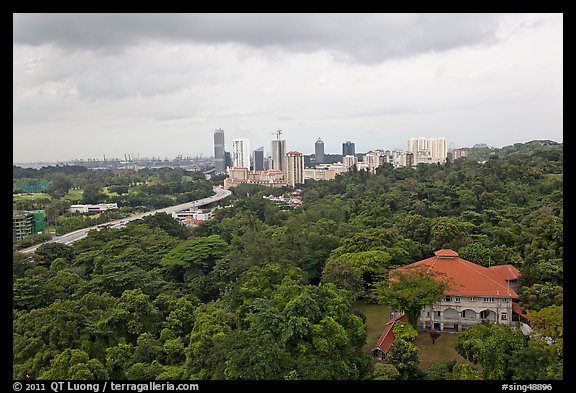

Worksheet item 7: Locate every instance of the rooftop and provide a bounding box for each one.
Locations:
[394,249,520,298]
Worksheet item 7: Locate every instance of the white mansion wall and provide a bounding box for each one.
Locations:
[418,295,514,332]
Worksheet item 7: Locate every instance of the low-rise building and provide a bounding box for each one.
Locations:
[391,249,524,332]
[172,209,212,226]
[69,203,118,214]
[13,210,45,241]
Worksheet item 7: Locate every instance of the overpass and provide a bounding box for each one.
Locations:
[19,187,232,254]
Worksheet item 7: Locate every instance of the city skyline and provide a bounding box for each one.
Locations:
[14,13,562,163]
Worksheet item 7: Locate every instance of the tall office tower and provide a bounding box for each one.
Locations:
[284,151,305,187]
[315,137,325,164]
[224,151,233,170]
[253,146,265,171]
[232,138,250,169]
[271,139,286,170]
[342,141,355,157]
[213,128,226,174]
[407,137,448,164]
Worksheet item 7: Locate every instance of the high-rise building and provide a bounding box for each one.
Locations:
[271,139,286,171]
[253,146,265,171]
[315,137,325,164]
[232,138,250,169]
[224,151,233,170]
[284,151,305,187]
[342,141,355,157]
[407,137,448,164]
[343,155,358,169]
[213,128,226,174]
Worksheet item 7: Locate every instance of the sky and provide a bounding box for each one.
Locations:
[13,13,563,163]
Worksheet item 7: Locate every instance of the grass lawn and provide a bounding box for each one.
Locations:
[351,300,390,354]
[414,331,470,369]
[102,186,119,197]
[64,188,84,201]
[352,300,480,373]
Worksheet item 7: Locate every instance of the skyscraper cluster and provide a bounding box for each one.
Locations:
[213,129,450,187]
[213,128,304,188]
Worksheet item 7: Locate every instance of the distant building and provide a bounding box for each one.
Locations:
[392,150,406,167]
[343,155,358,169]
[284,151,305,187]
[304,164,347,181]
[224,151,233,170]
[315,138,325,164]
[407,137,448,164]
[172,209,212,226]
[232,138,250,169]
[342,141,355,157]
[225,168,287,189]
[253,146,265,171]
[452,148,468,160]
[363,151,386,173]
[213,128,226,174]
[13,210,45,241]
[405,152,414,167]
[69,203,118,214]
[271,139,286,171]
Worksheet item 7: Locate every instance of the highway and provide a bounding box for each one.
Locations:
[19,187,232,254]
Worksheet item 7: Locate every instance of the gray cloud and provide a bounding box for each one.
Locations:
[13,13,562,163]
[13,13,506,63]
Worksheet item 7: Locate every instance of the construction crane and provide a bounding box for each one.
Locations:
[270,129,283,141]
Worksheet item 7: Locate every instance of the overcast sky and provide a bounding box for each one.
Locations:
[13,13,563,163]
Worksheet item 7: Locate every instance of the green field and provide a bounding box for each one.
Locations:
[64,188,84,201]
[13,192,52,201]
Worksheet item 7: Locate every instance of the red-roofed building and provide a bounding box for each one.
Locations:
[394,249,523,332]
[372,313,408,361]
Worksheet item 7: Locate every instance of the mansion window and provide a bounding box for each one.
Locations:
[445,296,451,302]
[483,297,495,302]
[480,310,491,319]
[470,297,475,302]
[455,297,461,303]
[501,313,508,320]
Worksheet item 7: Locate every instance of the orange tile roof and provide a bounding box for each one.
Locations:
[489,264,521,281]
[395,249,520,298]
[512,302,530,319]
[374,314,407,353]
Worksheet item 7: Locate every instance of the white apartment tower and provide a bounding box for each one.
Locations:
[232,138,250,169]
[284,151,305,187]
[407,137,448,164]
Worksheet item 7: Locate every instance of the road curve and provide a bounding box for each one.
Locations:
[18,187,232,254]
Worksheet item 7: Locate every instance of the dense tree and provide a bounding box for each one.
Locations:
[456,322,528,380]
[386,339,421,379]
[12,141,562,381]
[372,266,447,328]
[321,259,365,297]
[38,348,108,380]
